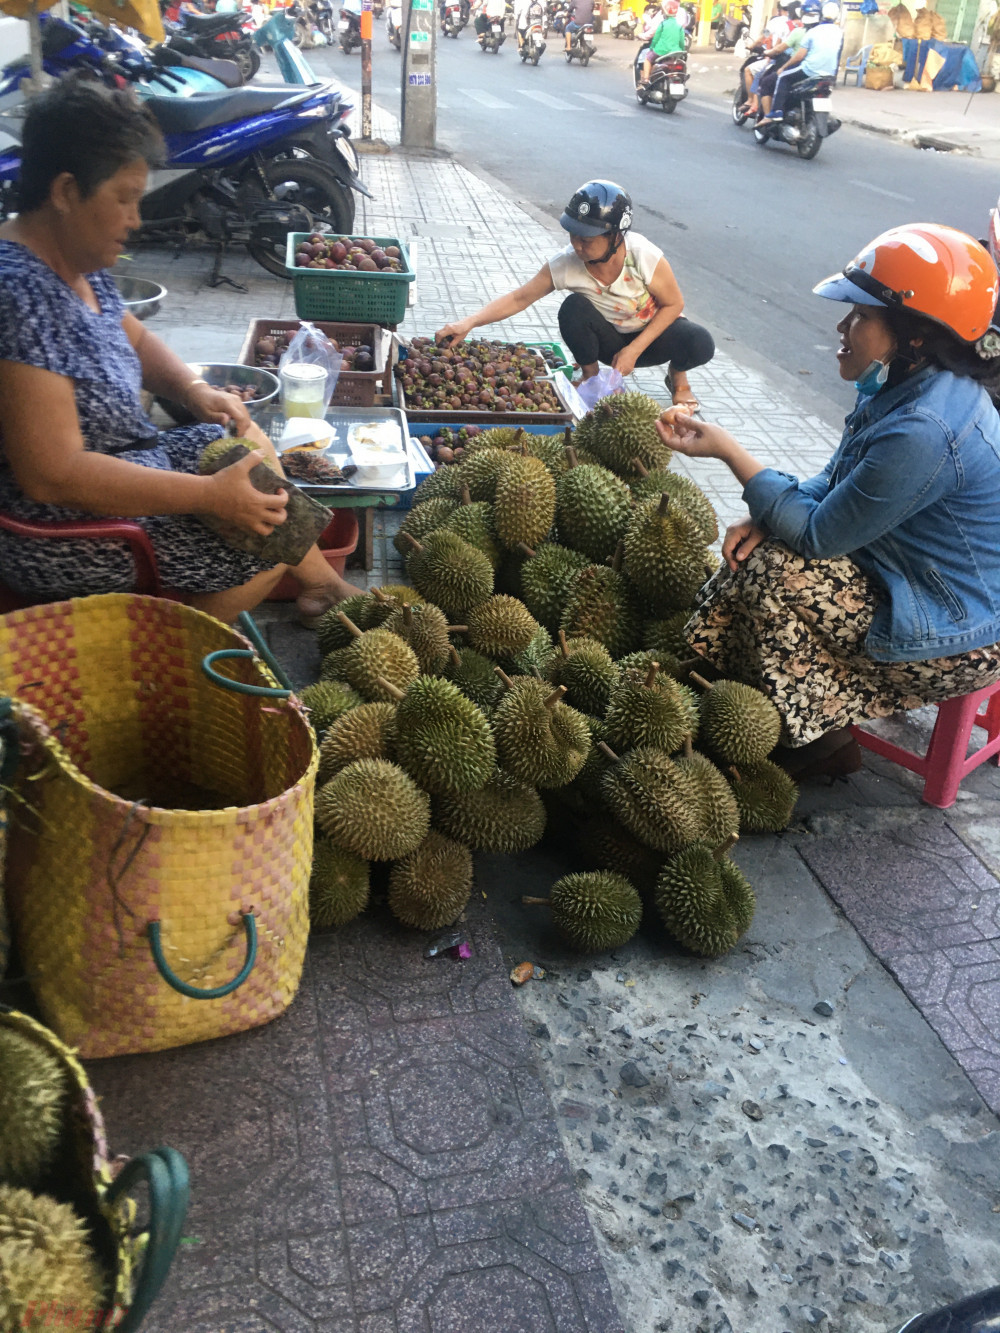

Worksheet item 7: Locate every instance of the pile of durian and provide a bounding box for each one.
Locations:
[300,392,797,959]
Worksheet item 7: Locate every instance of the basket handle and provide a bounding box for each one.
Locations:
[201,649,291,698]
[147,913,257,999]
[0,696,19,785]
[106,1146,190,1333]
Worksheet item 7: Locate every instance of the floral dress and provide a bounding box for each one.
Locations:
[0,241,276,599]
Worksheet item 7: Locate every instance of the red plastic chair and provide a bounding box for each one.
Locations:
[851,680,1000,808]
[0,513,174,612]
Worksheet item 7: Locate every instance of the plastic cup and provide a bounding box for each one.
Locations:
[280,362,328,419]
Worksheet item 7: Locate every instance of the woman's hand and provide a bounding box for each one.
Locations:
[204,450,288,536]
[722,519,767,572]
[611,345,639,378]
[185,380,253,434]
[655,411,739,461]
[434,318,474,348]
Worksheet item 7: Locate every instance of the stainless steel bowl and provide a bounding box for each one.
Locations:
[113,276,167,321]
[154,363,281,426]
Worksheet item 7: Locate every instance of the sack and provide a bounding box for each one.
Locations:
[869,40,901,65]
[887,2,915,36]
[930,10,947,38]
[1,594,316,1058]
[865,62,895,86]
[278,320,343,414]
[576,366,625,410]
[913,7,934,38]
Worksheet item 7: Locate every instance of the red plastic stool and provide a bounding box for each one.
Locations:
[851,680,1000,808]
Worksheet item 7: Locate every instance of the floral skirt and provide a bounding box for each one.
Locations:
[685,541,1000,746]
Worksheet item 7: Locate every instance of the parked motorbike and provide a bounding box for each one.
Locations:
[386,2,403,47]
[338,0,363,51]
[518,3,546,61]
[634,45,688,110]
[166,7,260,80]
[564,19,595,61]
[714,2,749,50]
[891,1285,1000,1332]
[0,13,368,277]
[607,2,637,37]
[479,15,506,51]
[441,0,468,36]
[752,75,840,158]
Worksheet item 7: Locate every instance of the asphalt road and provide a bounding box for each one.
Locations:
[309,30,998,424]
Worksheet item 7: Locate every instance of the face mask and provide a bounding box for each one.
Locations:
[854,358,889,397]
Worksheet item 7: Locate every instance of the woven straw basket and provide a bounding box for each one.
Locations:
[0,594,316,1059]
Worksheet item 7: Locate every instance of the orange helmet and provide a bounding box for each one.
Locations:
[813,223,1000,345]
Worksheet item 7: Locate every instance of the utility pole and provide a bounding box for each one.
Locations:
[400,0,437,148]
[361,0,373,140]
[697,0,713,47]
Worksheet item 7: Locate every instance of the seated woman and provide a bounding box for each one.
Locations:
[435,180,714,413]
[655,224,1000,778]
[0,77,353,626]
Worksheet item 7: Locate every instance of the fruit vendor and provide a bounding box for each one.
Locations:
[0,78,353,625]
[656,224,1000,780]
[435,179,715,413]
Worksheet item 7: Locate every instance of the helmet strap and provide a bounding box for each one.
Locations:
[585,231,624,267]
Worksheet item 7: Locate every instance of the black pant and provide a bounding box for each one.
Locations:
[557,292,714,374]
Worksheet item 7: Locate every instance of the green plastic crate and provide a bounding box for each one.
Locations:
[524,339,574,379]
[286,233,414,326]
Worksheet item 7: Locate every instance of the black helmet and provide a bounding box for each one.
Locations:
[560,180,633,239]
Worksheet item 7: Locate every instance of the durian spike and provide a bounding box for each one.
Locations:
[713,833,740,861]
[565,445,579,468]
[449,645,462,667]
[402,603,414,626]
[658,493,670,517]
[682,733,694,758]
[544,686,566,710]
[448,624,469,633]
[517,542,537,558]
[375,675,406,702]
[336,610,364,638]
[631,457,651,478]
[460,483,473,506]
[597,741,620,762]
[689,671,713,692]
[494,667,516,690]
[644,662,660,688]
[399,532,423,554]
[522,896,550,906]
[610,541,624,574]
[558,630,570,658]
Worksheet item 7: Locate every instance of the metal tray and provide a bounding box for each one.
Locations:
[264,406,415,496]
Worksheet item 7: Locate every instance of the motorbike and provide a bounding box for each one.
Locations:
[714,2,749,50]
[564,18,595,61]
[338,7,362,50]
[546,0,567,33]
[0,13,369,277]
[678,1,695,49]
[607,3,637,37]
[386,2,403,47]
[518,4,546,60]
[479,14,506,50]
[752,75,840,158]
[441,0,468,36]
[731,42,767,122]
[166,7,261,80]
[634,45,688,110]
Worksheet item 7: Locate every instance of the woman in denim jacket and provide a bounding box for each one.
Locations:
[656,224,1000,778]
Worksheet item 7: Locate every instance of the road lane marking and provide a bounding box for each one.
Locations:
[458,88,517,109]
[576,91,635,112]
[849,179,915,202]
[520,89,579,110]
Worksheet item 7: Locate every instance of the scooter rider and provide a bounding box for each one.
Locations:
[475,0,506,42]
[515,0,542,45]
[753,0,818,115]
[434,180,715,411]
[639,0,686,88]
[564,0,594,52]
[758,0,841,125]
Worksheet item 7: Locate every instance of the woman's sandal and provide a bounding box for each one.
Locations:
[665,368,701,415]
[773,729,863,781]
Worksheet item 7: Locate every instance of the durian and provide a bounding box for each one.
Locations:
[630,461,719,544]
[524,871,642,951]
[332,614,420,702]
[674,736,741,846]
[522,431,573,479]
[298,680,362,738]
[559,556,640,660]
[315,759,430,861]
[643,611,693,659]
[0,1186,106,1332]
[692,673,782,767]
[466,595,540,661]
[547,632,619,715]
[382,675,495,796]
[383,601,455,673]
[519,542,591,634]
[603,661,690,755]
[727,760,798,834]
[392,497,460,556]
[555,461,633,563]
[493,453,557,551]
[504,624,558,679]
[573,391,670,476]
[403,530,494,619]
[0,1028,67,1188]
[623,494,710,615]
[492,676,591,789]
[456,447,512,502]
[316,592,377,654]
[570,714,614,805]
[600,744,705,855]
[432,773,546,852]
[309,837,370,928]
[654,834,755,956]
[317,701,398,784]
[410,466,463,505]
[441,645,503,712]
[198,436,278,475]
[442,494,502,567]
[577,819,663,896]
[388,831,473,930]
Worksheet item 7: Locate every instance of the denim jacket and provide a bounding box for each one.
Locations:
[742,367,1000,663]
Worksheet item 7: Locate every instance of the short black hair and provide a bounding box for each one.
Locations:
[18,74,165,214]
[884,306,1000,394]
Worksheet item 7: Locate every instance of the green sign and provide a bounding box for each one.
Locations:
[412,0,432,8]
[410,29,429,39]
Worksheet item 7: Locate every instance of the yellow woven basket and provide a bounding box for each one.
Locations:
[1,594,316,1059]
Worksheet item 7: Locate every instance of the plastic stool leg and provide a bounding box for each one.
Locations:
[920,693,985,808]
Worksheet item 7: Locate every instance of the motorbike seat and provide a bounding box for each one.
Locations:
[182,11,245,33]
[144,85,311,134]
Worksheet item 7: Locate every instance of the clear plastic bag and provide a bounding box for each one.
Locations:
[575,367,625,410]
[278,321,343,417]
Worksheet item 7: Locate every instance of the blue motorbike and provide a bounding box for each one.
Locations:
[0,14,369,277]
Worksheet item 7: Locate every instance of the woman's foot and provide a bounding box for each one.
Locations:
[773,728,863,781]
[296,577,356,628]
[665,367,700,414]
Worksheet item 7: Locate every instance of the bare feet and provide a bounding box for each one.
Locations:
[296,576,356,627]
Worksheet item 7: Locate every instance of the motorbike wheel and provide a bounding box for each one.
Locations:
[581,51,590,63]
[532,50,540,62]
[662,96,676,112]
[797,126,822,159]
[732,87,749,126]
[244,158,355,277]
[752,123,769,145]
[235,46,261,80]
[714,29,725,49]
[565,48,572,60]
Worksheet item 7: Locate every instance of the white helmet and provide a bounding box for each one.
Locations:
[820,0,839,17]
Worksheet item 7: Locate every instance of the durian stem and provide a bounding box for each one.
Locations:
[371,587,390,602]
[517,542,537,559]
[611,540,624,574]
[521,895,551,907]
[514,427,525,446]
[683,733,693,759]
[658,493,670,517]
[558,629,570,658]
[402,603,413,626]
[544,685,566,710]
[449,646,462,667]
[631,457,650,478]
[597,741,620,762]
[713,833,740,861]
[375,676,406,701]
[565,444,579,468]
[460,483,472,507]
[563,425,573,450]
[644,661,660,688]
[399,532,423,554]
[448,624,469,634]
[337,610,363,638]
[494,667,515,690]
[728,766,742,782]
[689,671,713,693]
